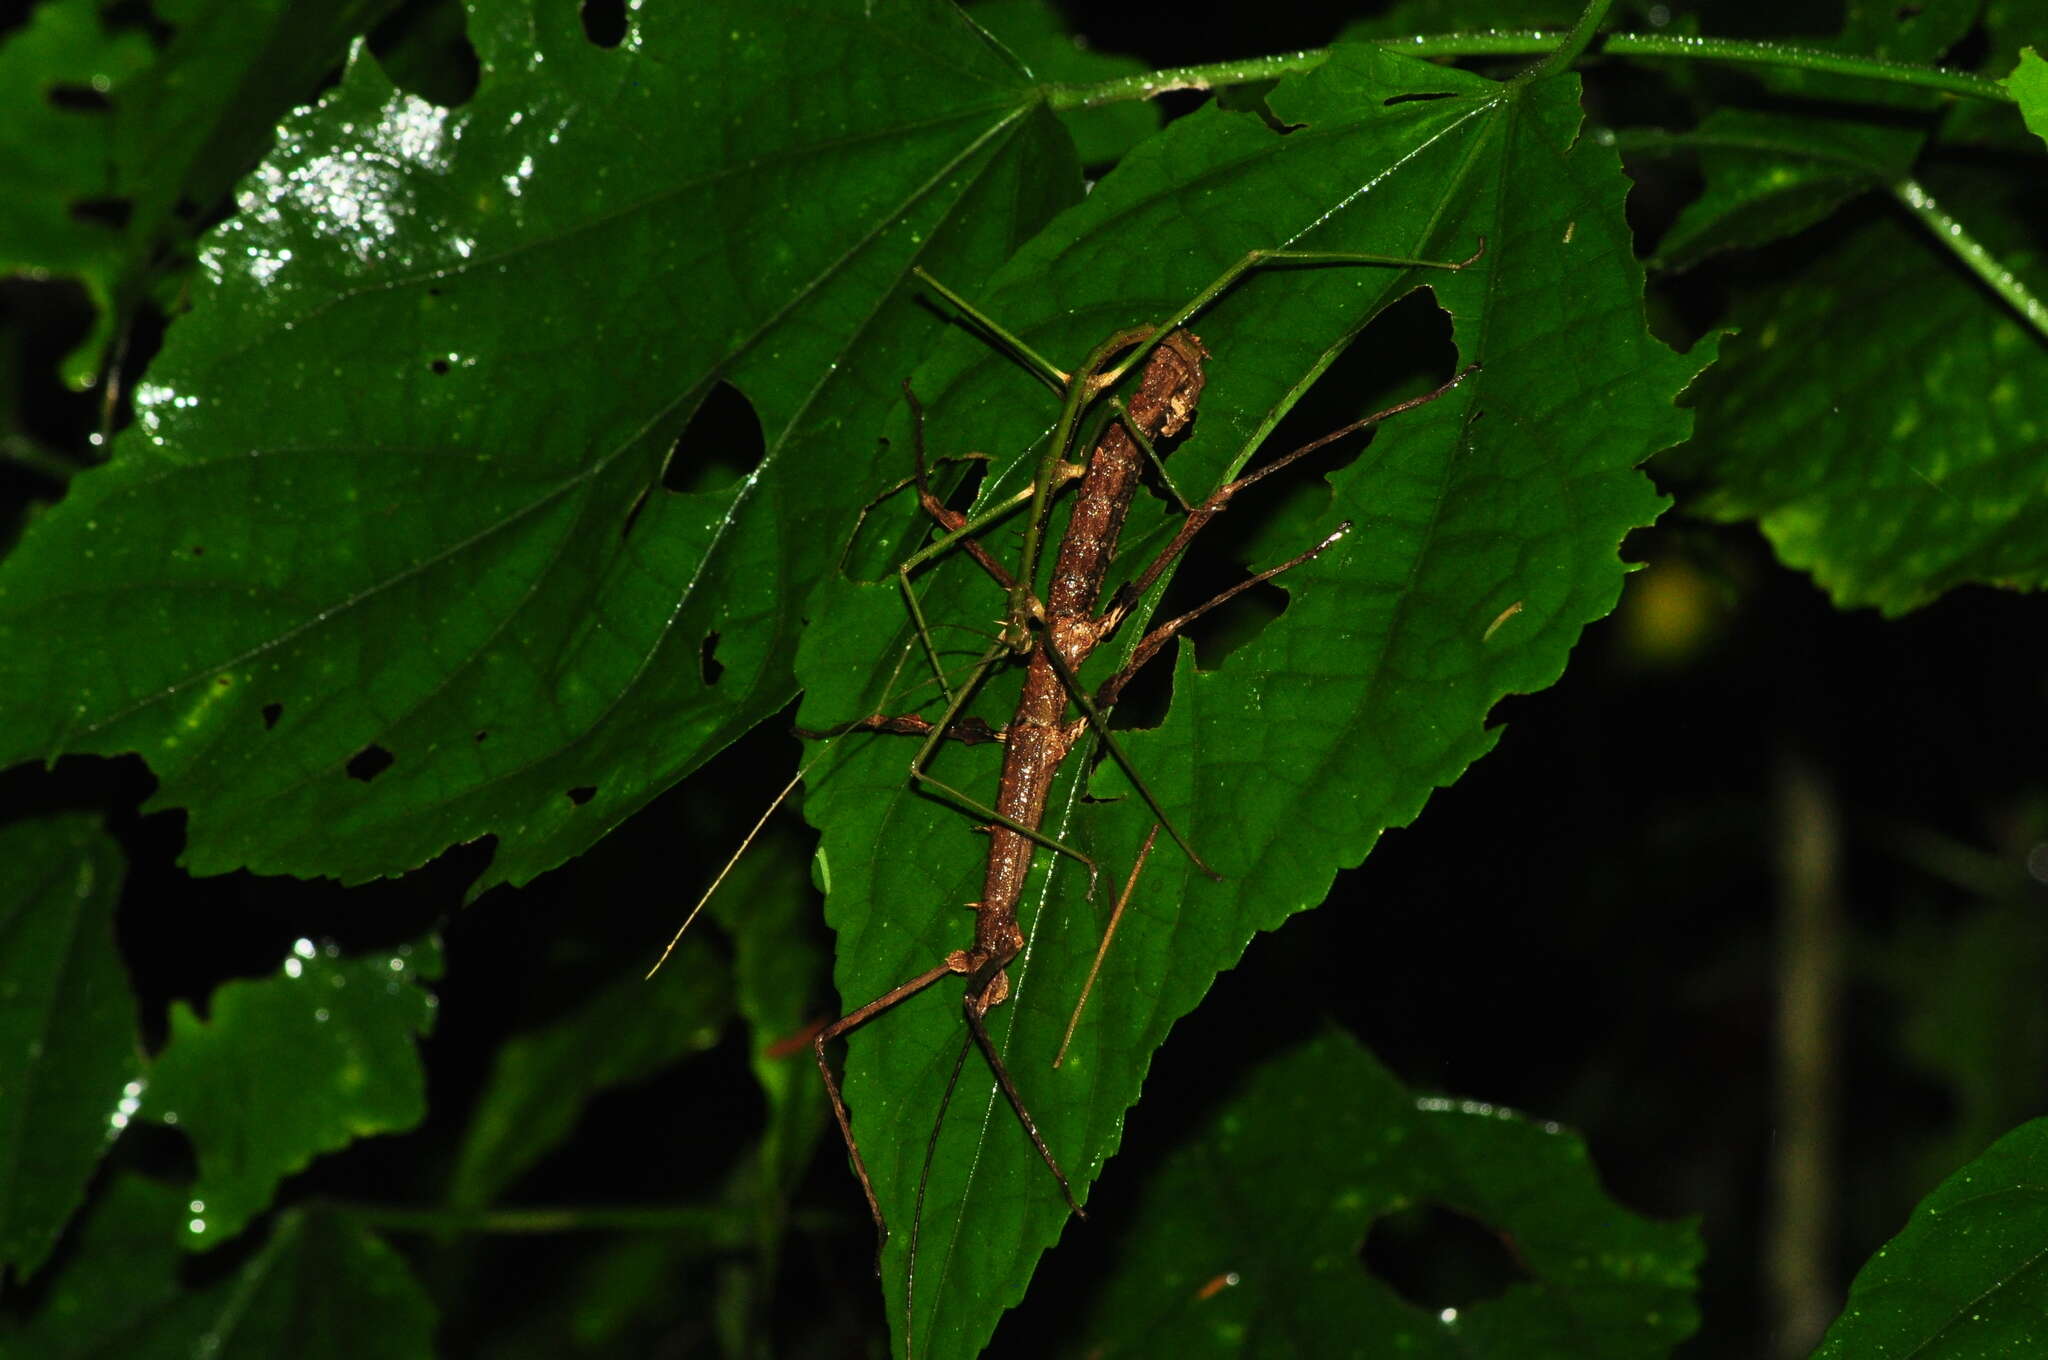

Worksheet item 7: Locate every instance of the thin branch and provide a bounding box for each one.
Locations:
[1892,178,2048,344]
[1520,0,1616,84]
[1044,31,2013,111]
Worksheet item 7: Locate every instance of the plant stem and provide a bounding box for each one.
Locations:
[1044,31,2013,110]
[1768,755,1842,1357]
[317,1201,837,1239]
[1600,32,2009,101]
[1520,0,1616,84]
[1892,178,2048,344]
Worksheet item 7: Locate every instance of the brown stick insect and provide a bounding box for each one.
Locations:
[652,239,1482,1352]
[806,243,1481,1343]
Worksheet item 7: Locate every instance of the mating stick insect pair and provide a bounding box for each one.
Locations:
[655,234,1481,1335]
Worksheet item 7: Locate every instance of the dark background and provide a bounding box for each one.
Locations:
[4,0,2044,1355]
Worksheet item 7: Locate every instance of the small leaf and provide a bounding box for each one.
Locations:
[2,1173,434,1358]
[2008,48,2048,150]
[142,935,442,1248]
[0,813,141,1277]
[0,0,153,380]
[0,1173,189,1353]
[704,823,835,1347]
[1815,1118,2048,1358]
[706,820,833,1193]
[1068,1032,1699,1357]
[1667,190,2048,614]
[185,1209,438,1360]
[450,938,730,1208]
[1748,0,1979,108]
[0,0,391,385]
[1646,111,1921,270]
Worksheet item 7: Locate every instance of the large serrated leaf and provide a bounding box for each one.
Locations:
[796,45,1713,1358]
[0,0,1078,892]
[0,814,140,1277]
[1065,1031,1699,1358]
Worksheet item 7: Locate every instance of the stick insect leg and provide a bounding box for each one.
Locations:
[963,988,1086,1220]
[1097,521,1356,712]
[902,381,1016,593]
[1054,822,1161,1068]
[813,960,963,1258]
[902,638,1102,893]
[1105,366,1478,636]
[1091,240,1485,394]
[1034,633,1217,881]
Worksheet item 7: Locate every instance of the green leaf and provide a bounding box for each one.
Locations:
[1643,111,1921,270]
[798,46,1712,1357]
[168,1209,437,1359]
[1666,196,2048,614]
[1877,898,2048,1192]
[109,1,403,246]
[0,1,393,386]
[0,0,1077,892]
[0,0,154,380]
[0,1173,185,1354]
[141,935,442,1248]
[0,812,141,1278]
[966,0,1160,167]
[704,822,834,1351]
[3,1173,434,1358]
[1067,1031,1699,1357]
[1749,0,1981,108]
[1816,1118,2048,1358]
[2008,47,2048,149]
[449,936,730,1208]
[706,819,832,1197]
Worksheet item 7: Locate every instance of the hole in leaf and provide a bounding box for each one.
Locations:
[1214,80,1294,134]
[566,785,597,806]
[1384,91,1455,106]
[47,83,112,113]
[1361,1204,1526,1313]
[661,381,764,495]
[69,197,132,230]
[261,702,283,730]
[580,0,627,47]
[474,729,488,742]
[367,0,482,107]
[189,544,205,556]
[1126,291,1457,701]
[935,452,987,522]
[700,632,725,686]
[346,745,395,782]
[429,357,450,375]
[1894,3,1923,17]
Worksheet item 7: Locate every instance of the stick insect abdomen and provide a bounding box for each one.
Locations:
[970,330,1209,992]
